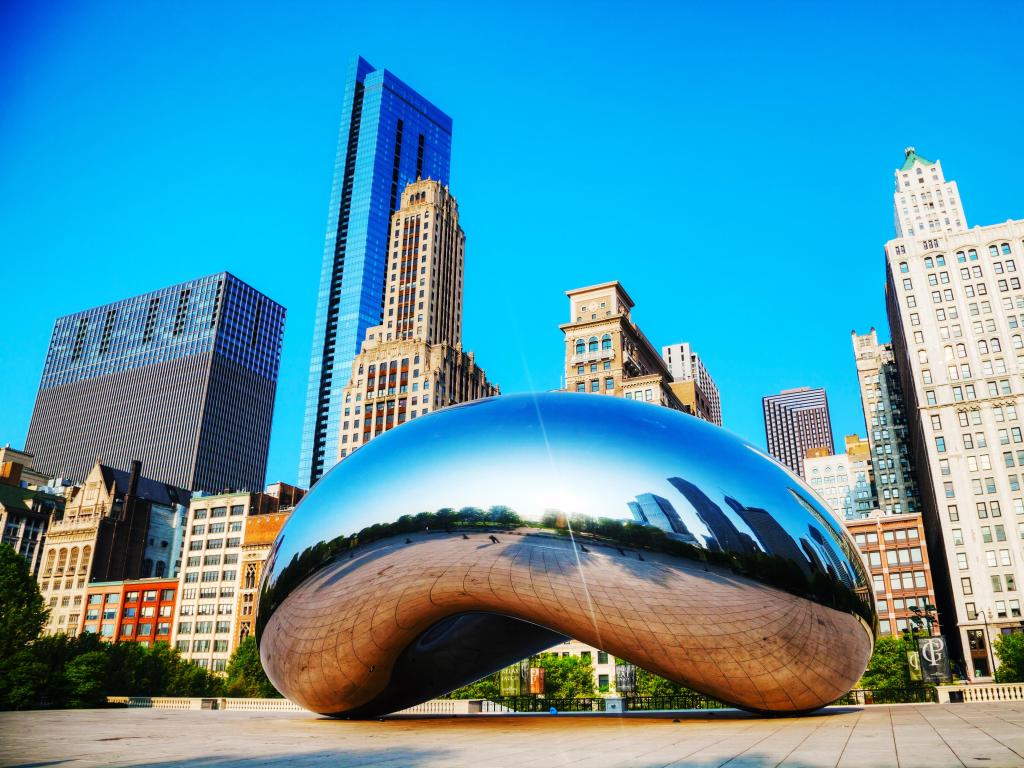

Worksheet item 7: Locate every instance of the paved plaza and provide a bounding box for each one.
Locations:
[5,703,1024,767]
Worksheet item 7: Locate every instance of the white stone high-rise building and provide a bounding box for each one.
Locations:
[886,148,1024,679]
[661,342,722,426]
[894,147,967,238]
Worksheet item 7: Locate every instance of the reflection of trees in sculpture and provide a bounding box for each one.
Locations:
[260,498,873,643]
[257,506,526,634]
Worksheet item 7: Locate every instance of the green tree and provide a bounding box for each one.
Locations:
[0,544,47,659]
[859,636,914,690]
[994,633,1024,682]
[64,650,110,707]
[0,543,49,709]
[226,636,280,697]
[536,653,595,698]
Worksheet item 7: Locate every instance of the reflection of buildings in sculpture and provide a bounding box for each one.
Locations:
[790,486,861,577]
[804,526,855,589]
[723,495,810,575]
[808,526,855,588]
[37,460,189,636]
[336,180,498,461]
[800,538,828,575]
[667,476,753,554]
[172,482,304,673]
[628,493,700,546]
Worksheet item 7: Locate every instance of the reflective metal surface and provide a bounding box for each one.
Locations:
[257,393,875,717]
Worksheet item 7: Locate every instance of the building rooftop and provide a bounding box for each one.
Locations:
[901,146,934,171]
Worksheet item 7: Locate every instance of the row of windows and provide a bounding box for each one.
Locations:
[575,378,614,393]
[188,537,241,551]
[180,587,233,600]
[863,547,923,568]
[872,571,928,592]
[960,573,1016,595]
[86,622,170,637]
[176,621,232,635]
[191,505,245,521]
[898,243,1015,274]
[573,335,613,355]
[86,605,173,620]
[183,569,238,583]
[87,589,173,605]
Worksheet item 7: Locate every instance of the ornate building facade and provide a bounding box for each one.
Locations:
[37,460,188,635]
[336,180,497,460]
[560,281,684,411]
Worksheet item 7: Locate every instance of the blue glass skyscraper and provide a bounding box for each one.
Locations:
[299,56,452,486]
[25,273,285,493]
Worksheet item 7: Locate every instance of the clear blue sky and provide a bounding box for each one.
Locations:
[2,1,1022,488]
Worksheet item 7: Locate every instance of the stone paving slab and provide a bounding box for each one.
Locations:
[4,703,1024,767]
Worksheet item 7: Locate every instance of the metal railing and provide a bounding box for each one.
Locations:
[832,686,938,705]
[623,693,726,711]
[481,696,607,713]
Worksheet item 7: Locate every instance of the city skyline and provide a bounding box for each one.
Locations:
[2,3,1023,488]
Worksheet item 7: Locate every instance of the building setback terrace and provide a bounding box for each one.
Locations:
[4,703,1024,767]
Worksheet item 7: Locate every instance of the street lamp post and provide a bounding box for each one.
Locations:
[910,602,937,636]
[982,607,996,679]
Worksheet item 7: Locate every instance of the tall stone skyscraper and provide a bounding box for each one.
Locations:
[300,57,453,487]
[893,147,967,238]
[885,148,1024,679]
[25,273,284,493]
[336,180,497,459]
[761,387,834,476]
[851,328,920,515]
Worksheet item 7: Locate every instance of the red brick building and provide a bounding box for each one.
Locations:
[844,511,940,637]
[81,577,179,645]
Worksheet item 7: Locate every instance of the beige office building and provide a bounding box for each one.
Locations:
[885,147,1024,678]
[560,281,684,411]
[803,436,875,520]
[336,180,497,460]
[171,484,303,672]
[662,342,722,426]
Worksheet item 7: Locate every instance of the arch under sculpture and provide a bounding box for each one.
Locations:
[257,393,874,717]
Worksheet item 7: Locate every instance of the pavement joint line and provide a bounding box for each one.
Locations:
[941,704,1024,763]
[919,705,996,768]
